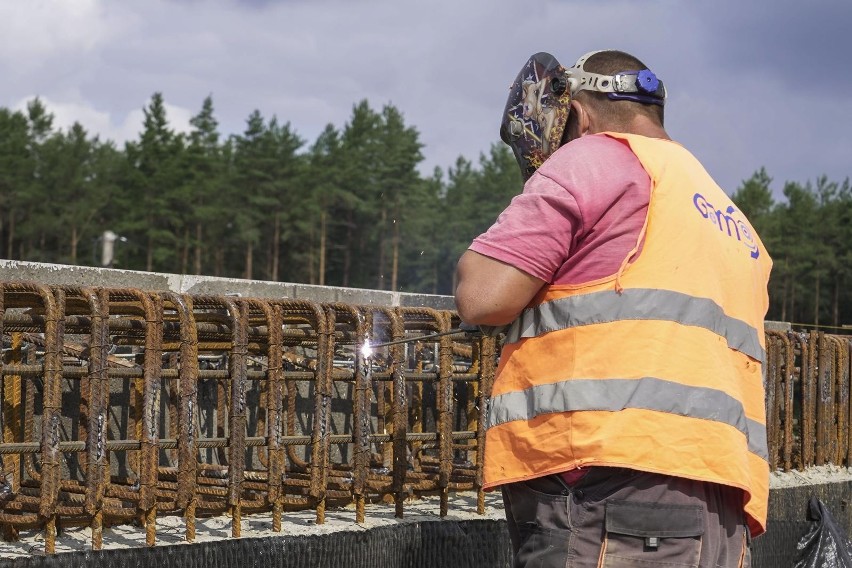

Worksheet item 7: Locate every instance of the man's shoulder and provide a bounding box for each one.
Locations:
[545,133,636,167]
[535,134,647,197]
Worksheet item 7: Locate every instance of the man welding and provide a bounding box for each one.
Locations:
[454,49,772,567]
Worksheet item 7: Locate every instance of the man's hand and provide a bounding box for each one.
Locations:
[454,250,546,326]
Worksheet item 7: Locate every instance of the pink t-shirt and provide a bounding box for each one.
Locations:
[470,134,651,285]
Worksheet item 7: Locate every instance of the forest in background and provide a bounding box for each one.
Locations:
[0,95,850,328]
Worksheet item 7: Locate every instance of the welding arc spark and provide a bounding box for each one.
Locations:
[360,329,472,356]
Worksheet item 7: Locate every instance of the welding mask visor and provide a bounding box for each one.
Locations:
[500,52,571,180]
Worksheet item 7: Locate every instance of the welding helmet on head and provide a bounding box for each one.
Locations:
[500,50,667,180]
[500,52,570,180]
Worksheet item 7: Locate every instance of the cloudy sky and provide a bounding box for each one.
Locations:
[1,0,849,199]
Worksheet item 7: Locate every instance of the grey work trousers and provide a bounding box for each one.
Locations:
[501,467,752,568]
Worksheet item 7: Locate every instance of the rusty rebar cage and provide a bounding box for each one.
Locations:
[0,282,497,553]
[764,330,852,473]
[1,281,849,554]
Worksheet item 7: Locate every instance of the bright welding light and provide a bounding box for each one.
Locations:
[360,340,373,359]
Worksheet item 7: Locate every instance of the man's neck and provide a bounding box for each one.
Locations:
[589,116,670,141]
[624,116,670,140]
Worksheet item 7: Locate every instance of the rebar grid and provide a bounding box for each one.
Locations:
[0,282,491,553]
[1,282,849,553]
[764,330,852,472]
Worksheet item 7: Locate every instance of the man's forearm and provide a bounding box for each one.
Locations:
[454,250,545,326]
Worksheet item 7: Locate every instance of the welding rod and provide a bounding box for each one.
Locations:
[368,327,476,349]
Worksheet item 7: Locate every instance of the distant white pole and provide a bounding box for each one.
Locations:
[101,230,117,267]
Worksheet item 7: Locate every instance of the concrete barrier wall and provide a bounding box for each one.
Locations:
[0,260,456,310]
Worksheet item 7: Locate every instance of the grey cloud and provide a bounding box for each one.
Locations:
[0,0,848,200]
[689,1,852,89]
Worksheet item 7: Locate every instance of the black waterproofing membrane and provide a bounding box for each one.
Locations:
[793,497,852,568]
[5,519,512,568]
[6,492,851,568]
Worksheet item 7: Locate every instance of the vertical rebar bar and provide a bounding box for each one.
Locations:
[23,324,38,483]
[0,287,19,542]
[765,333,780,471]
[801,332,815,468]
[845,337,852,467]
[437,311,453,518]
[84,288,109,551]
[311,305,333,525]
[166,293,199,541]
[264,303,284,532]
[476,335,497,515]
[353,309,371,524]
[409,342,424,475]
[816,332,831,466]
[140,292,163,547]
[389,310,407,519]
[39,284,61,555]
[226,298,248,539]
[3,327,23,499]
[830,336,847,465]
[781,332,795,471]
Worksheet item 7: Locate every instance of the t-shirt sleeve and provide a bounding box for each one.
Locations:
[468,134,648,284]
[469,173,582,282]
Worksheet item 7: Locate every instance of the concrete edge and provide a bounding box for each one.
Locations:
[0,260,454,309]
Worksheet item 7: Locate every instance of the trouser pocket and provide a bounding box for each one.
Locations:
[600,500,704,568]
[505,477,573,568]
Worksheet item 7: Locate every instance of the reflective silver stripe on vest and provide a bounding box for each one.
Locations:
[487,377,768,462]
[506,288,765,363]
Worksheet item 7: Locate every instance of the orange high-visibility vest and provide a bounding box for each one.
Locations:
[483,133,773,536]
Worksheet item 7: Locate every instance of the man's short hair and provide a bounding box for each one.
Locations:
[576,50,665,128]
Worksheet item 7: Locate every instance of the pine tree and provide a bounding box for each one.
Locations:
[439,155,479,294]
[121,93,186,271]
[0,108,34,259]
[230,111,304,280]
[265,118,304,282]
[335,100,381,287]
[732,168,775,222]
[304,124,344,285]
[812,176,844,327]
[186,95,225,274]
[397,168,444,293]
[373,104,424,290]
[19,99,56,260]
[835,180,852,326]
[45,123,115,264]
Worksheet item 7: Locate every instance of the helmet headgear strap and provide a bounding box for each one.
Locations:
[567,50,667,106]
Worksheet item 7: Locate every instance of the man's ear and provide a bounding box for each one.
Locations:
[570,100,591,137]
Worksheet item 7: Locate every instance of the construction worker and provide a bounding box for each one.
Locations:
[454,50,771,567]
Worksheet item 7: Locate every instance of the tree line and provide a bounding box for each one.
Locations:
[0,95,521,295]
[0,95,850,327]
[732,169,852,329]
